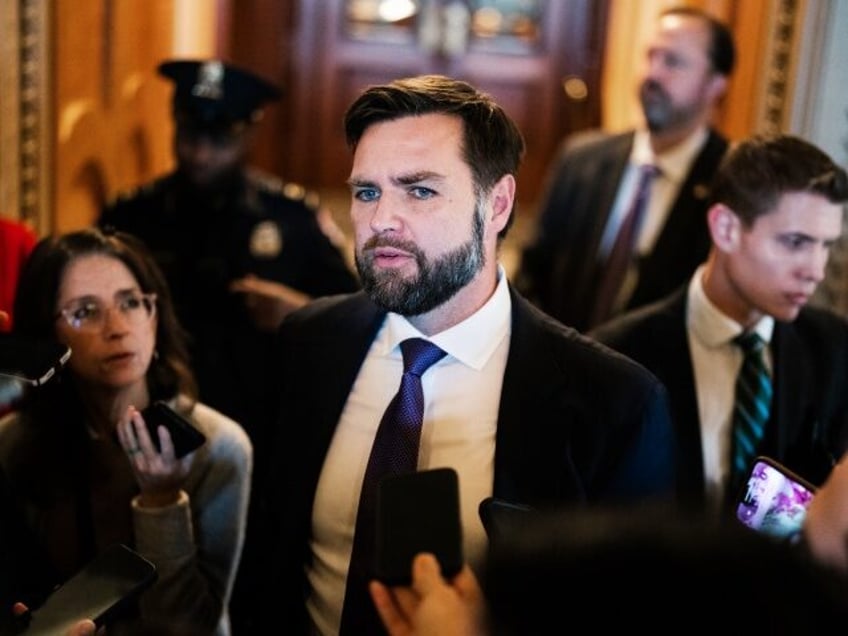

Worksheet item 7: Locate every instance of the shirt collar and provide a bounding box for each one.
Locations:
[382,265,512,370]
[687,264,774,349]
[632,126,709,184]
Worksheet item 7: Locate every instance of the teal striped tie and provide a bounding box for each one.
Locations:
[731,331,772,483]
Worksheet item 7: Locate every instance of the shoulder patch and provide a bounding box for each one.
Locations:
[109,176,167,205]
[246,169,320,210]
[249,169,284,193]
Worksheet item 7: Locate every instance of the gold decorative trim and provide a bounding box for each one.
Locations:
[761,0,798,134]
[0,0,21,219]
[0,0,49,232]
[20,0,50,233]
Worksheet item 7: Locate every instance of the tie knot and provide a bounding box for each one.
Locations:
[734,331,765,354]
[400,338,447,377]
[639,163,660,181]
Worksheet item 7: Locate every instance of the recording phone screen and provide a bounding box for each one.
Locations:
[735,457,816,540]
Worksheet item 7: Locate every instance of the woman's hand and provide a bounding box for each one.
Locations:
[117,405,194,507]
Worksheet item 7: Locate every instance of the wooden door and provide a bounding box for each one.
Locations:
[228,0,610,211]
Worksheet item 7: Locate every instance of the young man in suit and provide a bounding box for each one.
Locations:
[591,134,848,513]
[258,75,676,635]
[515,6,735,332]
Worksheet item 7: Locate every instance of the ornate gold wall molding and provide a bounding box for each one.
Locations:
[759,0,799,134]
[0,0,50,234]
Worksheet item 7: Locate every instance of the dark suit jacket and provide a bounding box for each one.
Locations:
[516,128,728,332]
[259,287,676,631]
[590,287,848,508]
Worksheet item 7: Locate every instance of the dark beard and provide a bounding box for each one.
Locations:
[639,79,702,133]
[355,204,486,316]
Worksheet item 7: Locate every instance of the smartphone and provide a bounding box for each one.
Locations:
[141,401,206,459]
[734,456,817,540]
[479,497,535,543]
[24,543,157,635]
[0,333,71,387]
[375,467,463,586]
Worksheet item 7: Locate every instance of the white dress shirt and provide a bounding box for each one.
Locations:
[306,267,512,635]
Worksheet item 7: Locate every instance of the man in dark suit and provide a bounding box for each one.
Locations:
[515,7,735,332]
[257,75,676,635]
[591,134,848,514]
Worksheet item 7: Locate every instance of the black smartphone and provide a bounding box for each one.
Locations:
[141,401,206,459]
[735,456,817,540]
[375,467,463,586]
[0,333,71,387]
[24,543,157,635]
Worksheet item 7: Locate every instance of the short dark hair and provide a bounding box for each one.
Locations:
[661,6,736,76]
[708,134,848,226]
[343,74,526,238]
[13,227,197,405]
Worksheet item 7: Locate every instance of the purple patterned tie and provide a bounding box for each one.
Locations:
[590,164,659,327]
[339,338,447,635]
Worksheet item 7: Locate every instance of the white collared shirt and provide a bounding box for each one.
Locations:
[306,267,512,635]
[687,265,774,510]
[599,126,710,259]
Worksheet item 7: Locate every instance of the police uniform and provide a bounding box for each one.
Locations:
[99,60,360,447]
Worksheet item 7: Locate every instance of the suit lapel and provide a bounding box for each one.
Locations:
[494,290,587,503]
[653,292,706,499]
[769,321,807,456]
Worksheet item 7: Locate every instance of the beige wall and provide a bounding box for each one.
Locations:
[52,0,219,232]
[602,0,779,141]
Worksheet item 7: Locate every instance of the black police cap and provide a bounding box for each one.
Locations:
[158,59,281,131]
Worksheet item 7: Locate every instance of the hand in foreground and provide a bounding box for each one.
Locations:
[369,553,486,636]
[11,602,97,636]
[229,274,311,331]
[804,453,848,572]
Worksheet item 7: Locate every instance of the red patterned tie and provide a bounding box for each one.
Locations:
[339,338,447,635]
[590,164,659,327]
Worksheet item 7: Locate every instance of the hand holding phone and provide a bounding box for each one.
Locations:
[735,456,816,540]
[140,401,206,459]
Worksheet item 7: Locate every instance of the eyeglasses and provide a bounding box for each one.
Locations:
[56,292,157,332]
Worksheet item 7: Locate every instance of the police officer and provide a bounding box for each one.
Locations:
[101,59,358,441]
[100,59,360,634]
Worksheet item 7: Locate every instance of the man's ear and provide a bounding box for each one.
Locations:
[488,174,515,235]
[707,74,728,103]
[707,203,740,252]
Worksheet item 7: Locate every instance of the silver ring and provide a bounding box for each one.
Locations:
[127,446,141,455]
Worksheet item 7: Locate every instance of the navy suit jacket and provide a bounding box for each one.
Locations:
[259,287,676,631]
[591,287,848,508]
[516,128,728,332]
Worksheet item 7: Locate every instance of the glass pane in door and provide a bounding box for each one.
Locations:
[344,0,422,44]
[469,0,543,54]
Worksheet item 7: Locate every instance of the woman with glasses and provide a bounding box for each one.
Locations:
[0,227,252,635]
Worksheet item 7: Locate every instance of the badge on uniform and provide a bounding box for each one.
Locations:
[249,221,283,259]
[191,61,224,100]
